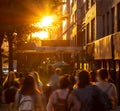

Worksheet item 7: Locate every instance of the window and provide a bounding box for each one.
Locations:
[117,3,120,31]
[81,6,84,17]
[111,8,115,33]
[82,30,85,45]
[91,0,95,6]
[106,11,109,35]
[72,15,74,23]
[91,18,95,42]
[86,0,89,11]
[103,14,105,36]
[75,10,77,22]
[87,24,89,43]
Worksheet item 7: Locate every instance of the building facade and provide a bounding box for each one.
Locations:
[78,0,120,103]
[62,0,120,71]
[84,0,120,70]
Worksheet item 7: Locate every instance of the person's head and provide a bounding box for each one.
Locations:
[21,76,35,95]
[66,74,76,90]
[2,71,16,88]
[55,68,62,75]
[30,71,41,83]
[76,69,81,75]
[59,75,70,89]
[74,69,80,82]
[78,70,91,88]
[18,72,25,85]
[7,71,16,82]
[97,68,108,81]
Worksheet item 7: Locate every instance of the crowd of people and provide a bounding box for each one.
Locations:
[0,67,118,111]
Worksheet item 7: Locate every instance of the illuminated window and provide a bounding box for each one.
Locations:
[70,0,73,4]
[83,0,86,3]
[63,35,67,40]
[63,20,67,28]
[63,3,66,13]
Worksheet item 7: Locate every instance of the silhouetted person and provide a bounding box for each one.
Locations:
[15,75,44,111]
[96,68,118,109]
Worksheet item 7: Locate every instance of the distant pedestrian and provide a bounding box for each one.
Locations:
[67,74,76,91]
[30,71,46,110]
[1,71,19,111]
[2,71,19,91]
[17,72,25,88]
[96,68,118,109]
[30,71,43,93]
[73,69,81,89]
[48,68,62,91]
[90,71,97,85]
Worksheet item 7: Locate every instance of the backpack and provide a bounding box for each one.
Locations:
[53,91,70,111]
[99,85,112,111]
[88,85,112,111]
[18,93,35,111]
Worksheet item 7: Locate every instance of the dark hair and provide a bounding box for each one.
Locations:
[59,75,70,89]
[20,76,35,95]
[97,68,108,80]
[19,72,25,78]
[90,71,97,82]
[67,74,76,90]
[78,70,90,88]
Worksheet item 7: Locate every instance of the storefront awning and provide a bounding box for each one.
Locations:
[94,35,112,60]
[113,32,120,60]
[16,46,82,53]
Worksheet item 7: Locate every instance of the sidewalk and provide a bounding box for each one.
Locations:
[0,104,120,111]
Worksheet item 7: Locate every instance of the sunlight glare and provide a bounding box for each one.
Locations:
[41,16,53,27]
[32,31,48,40]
